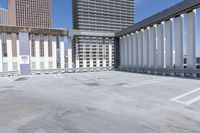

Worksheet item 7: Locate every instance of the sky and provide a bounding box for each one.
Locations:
[0,0,199,56]
[0,0,183,29]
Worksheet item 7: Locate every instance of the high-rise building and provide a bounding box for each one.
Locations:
[0,8,9,59]
[72,0,135,68]
[7,0,52,70]
[73,0,134,32]
[8,0,51,28]
[0,8,8,25]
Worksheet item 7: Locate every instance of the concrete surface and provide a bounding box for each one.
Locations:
[0,71,200,133]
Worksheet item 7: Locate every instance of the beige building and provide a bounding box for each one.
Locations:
[0,8,9,59]
[8,0,51,28]
[0,8,8,25]
[5,0,52,71]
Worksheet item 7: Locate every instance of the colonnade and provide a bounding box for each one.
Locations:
[0,33,73,74]
[120,10,198,77]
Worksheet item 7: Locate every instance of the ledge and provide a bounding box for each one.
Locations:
[0,25,68,36]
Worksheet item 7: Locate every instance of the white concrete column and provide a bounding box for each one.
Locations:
[96,60,100,68]
[68,49,72,69]
[76,60,80,68]
[17,39,20,72]
[90,59,94,68]
[103,45,107,67]
[35,35,40,70]
[52,36,57,69]
[103,60,107,67]
[131,34,135,67]
[0,34,2,72]
[128,35,132,67]
[149,26,156,68]
[29,40,31,60]
[75,38,79,68]
[90,45,93,68]
[157,23,164,68]
[120,37,123,66]
[124,35,129,67]
[121,36,125,66]
[6,34,13,71]
[59,36,65,69]
[174,15,184,69]
[67,37,73,69]
[133,33,138,67]
[109,44,112,67]
[138,30,143,67]
[165,19,173,69]
[96,44,100,67]
[83,44,87,68]
[29,39,31,71]
[186,10,196,70]
[143,28,149,68]
[44,36,49,69]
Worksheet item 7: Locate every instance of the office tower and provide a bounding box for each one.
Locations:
[73,0,134,32]
[7,0,52,71]
[72,0,135,68]
[0,8,8,25]
[0,8,9,61]
[8,0,51,28]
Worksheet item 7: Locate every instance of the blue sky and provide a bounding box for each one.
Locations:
[0,0,183,28]
[0,0,200,56]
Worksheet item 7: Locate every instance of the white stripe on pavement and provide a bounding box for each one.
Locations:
[171,88,200,106]
[124,78,170,88]
[186,96,200,105]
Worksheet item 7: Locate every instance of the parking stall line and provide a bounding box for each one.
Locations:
[53,74,64,79]
[185,95,200,105]
[123,78,170,88]
[171,88,200,106]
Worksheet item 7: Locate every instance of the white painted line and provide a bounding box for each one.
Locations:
[171,88,200,106]
[124,78,169,88]
[185,95,200,105]
[115,75,151,81]
[171,99,189,105]
[53,74,64,79]
[171,88,200,101]
[53,74,58,79]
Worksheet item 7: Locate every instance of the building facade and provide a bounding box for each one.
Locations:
[0,26,71,74]
[6,0,53,72]
[72,0,135,68]
[0,8,9,65]
[73,0,134,32]
[8,0,51,28]
[0,8,8,25]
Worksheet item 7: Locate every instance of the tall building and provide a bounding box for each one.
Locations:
[0,8,9,60]
[8,0,51,28]
[6,0,52,71]
[0,8,8,25]
[72,0,135,68]
[73,0,134,32]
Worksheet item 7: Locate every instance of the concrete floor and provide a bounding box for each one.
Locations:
[0,71,200,133]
